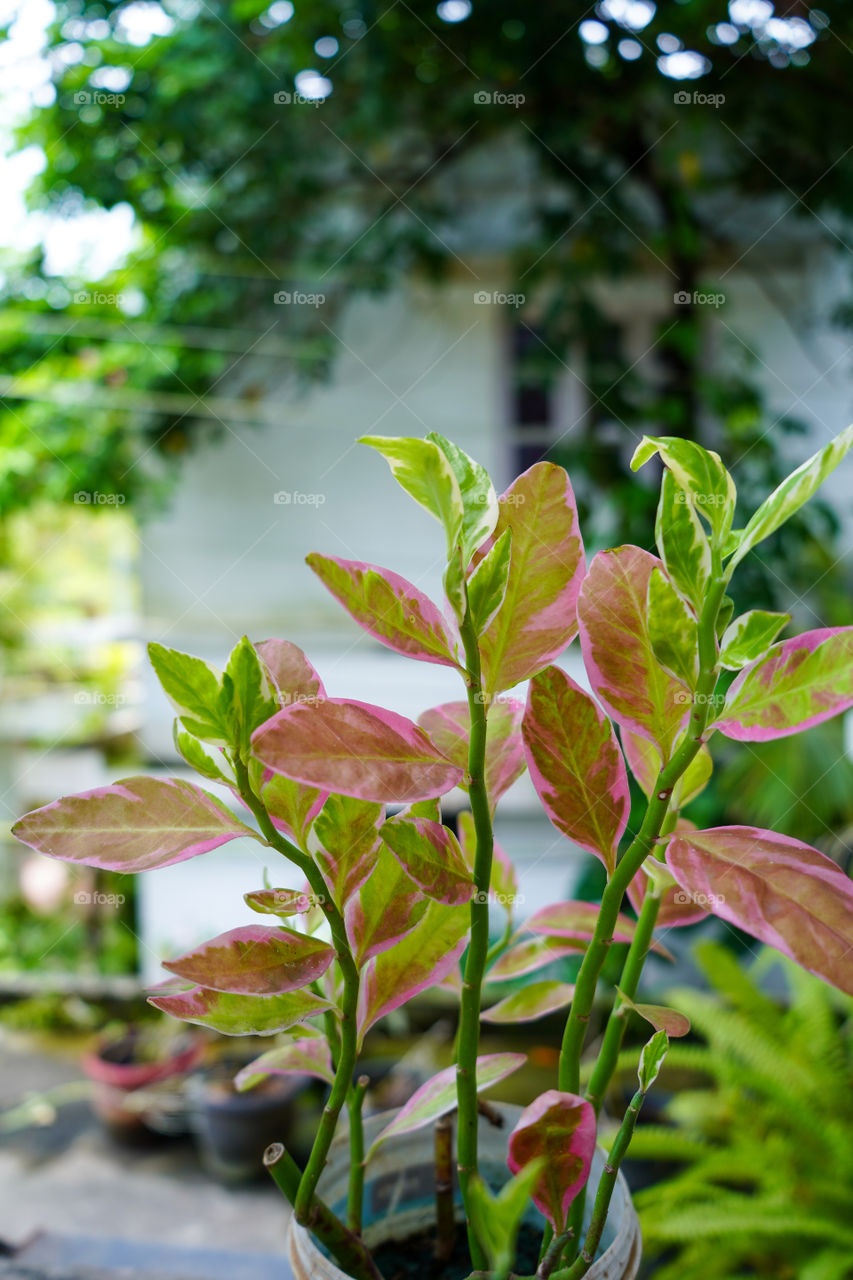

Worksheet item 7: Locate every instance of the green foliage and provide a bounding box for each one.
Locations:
[623,943,853,1280]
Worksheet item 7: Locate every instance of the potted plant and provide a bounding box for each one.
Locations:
[14,428,853,1280]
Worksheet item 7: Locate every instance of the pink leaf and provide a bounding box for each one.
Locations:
[627,836,709,928]
[368,1054,526,1155]
[578,547,690,758]
[247,760,327,846]
[306,554,461,668]
[12,776,260,873]
[526,900,671,957]
[161,924,334,995]
[478,463,586,694]
[507,1091,596,1230]
[666,825,853,995]
[244,888,325,917]
[345,843,428,964]
[357,900,468,1038]
[523,666,630,874]
[234,1036,334,1090]
[418,698,527,809]
[381,812,474,905]
[254,639,325,705]
[251,698,464,804]
[715,627,853,741]
[616,989,690,1037]
[148,985,334,1035]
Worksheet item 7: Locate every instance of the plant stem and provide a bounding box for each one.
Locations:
[455,611,494,1273]
[264,1143,384,1280]
[435,1113,456,1263]
[233,760,362,1234]
[537,1231,574,1279]
[347,1075,369,1235]
[549,1084,648,1280]
[557,574,727,1097]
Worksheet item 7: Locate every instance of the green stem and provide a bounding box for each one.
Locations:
[435,1113,457,1263]
[233,760,361,1229]
[264,1143,384,1280]
[455,612,494,1273]
[550,1085,648,1280]
[347,1075,369,1236]
[565,888,661,1253]
[557,574,727,1097]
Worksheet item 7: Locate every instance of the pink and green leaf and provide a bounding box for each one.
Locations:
[253,639,325,706]
[478,463,586,695]
[418,698,526,809]
[647,567,699,688]
[248,760,327,847]
[507,1091,596,1229]
[467,528,512,635]
[616,988,690,1037]
[481,981,575,1024]
[522,665,629,874]
[526,900,672,957]
[309,793,384,908]
[357,899,468,1039]
[306,554,461,668]
[487,935,585,983]
[621,729,711,806]
[345,843,428,965]
[219,635,279,755]
[715,628,853,741]
[251,698,464,804]
[381,812,474,905]
[457,810,518,913]
[12,776,261,873]
[161,924,334,995]
[367,1053,526,1157]
[719,610,790,671]
[148,985,334,1035]
[147,642,228,744]
[234,1036,334,1091]
[578,546,691,758]
[244,888,324,918]
[665,825,853,996]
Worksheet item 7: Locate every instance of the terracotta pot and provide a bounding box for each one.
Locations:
[285,1104,641,1280]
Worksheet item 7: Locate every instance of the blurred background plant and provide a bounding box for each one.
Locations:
[616,941,853,1280]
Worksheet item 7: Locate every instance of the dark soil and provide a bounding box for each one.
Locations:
[371,1222,542,1280]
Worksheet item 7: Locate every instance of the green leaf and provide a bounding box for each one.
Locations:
[172,721,234,785]
[467,528,512,634]
[426,431,499,562]
[638,1028,670,1092]
[360,435,464,554]
[148,985,334,1035]
[719,610,790,670]
[632,435,736,541]
[219,635,279,757]
[616,989,690,1038]
[148,642,228,744]
[647,567,699,688]
[655,470,712,610]
[729,424,853,569]
[481,980,575,1024]
[468,1162,544,1280]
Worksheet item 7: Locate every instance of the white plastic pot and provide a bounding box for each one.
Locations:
[285,1104,641,1280]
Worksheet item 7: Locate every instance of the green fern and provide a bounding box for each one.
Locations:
[627,944,853,1280]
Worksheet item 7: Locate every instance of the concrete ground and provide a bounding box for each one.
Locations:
[0,1028,290,1258]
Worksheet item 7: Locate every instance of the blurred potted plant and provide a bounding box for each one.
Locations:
[81,1019,204,1139]
[13,429,853,1280]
